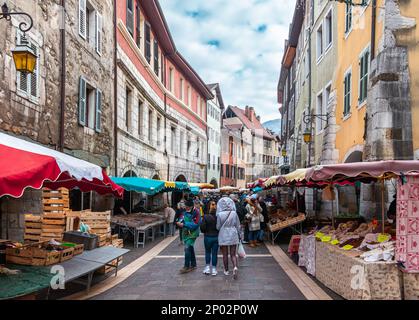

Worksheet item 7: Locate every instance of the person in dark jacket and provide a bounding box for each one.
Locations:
[257,197,269,243]
[200,201,219,276]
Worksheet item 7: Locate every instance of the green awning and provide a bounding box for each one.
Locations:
[111,177,165,195]
[163,181,190,193]
[190,186,201,195]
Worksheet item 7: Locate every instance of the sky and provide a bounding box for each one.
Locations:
[159,0,296,123]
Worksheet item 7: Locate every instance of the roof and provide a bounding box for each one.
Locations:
[206,83,225,109]
[142,0,214,100]
[228,106,275,140]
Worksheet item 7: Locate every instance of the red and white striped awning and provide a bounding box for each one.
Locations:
[0,132,123,198]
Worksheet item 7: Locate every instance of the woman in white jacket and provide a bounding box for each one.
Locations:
[216,196,241,279]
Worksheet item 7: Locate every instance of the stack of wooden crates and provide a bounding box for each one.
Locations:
[80,210,111,247]
[41,188,70,241]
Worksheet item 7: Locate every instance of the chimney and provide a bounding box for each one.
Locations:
[249,107,254,122]
[257,115,261,122]
[245,106,249,117]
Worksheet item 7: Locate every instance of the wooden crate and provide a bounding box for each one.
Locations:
[96,257,123,275]
[42,188,70,213]
[6,241,61,266]
[59,247,74,262]
[41,213,66,241]
[24,214,42,243]
[32,247,61,266]
[80,211,111,238]
[111,239,124,248]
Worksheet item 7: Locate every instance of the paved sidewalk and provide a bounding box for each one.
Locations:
[92,235,309,300]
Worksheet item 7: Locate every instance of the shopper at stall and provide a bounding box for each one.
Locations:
[177,199,201,274]
[175,201,186,245]
[387,193,397,227]
[164,204,176,237]
[200,200,219,276]
[257,197,268,243]
[245,197,263,248]
[216,197,241,279]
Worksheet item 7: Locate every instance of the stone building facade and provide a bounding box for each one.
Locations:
[0,0,115,240]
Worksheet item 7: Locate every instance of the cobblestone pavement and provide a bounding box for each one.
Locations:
[92,235,307,300]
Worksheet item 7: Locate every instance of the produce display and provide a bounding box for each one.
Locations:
[267,208,305,232]
[310,221,395,262]
[111,212,165,228]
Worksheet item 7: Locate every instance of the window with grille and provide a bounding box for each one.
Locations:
[126,0,134,36]
[153,40,159,76]
[144,22,151,63]
[135,2,141,47]
[359,48,370,104]
[16,34,39,101]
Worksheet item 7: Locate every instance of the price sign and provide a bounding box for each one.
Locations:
[321,236,332,242]
[330,239,339,245]
[377,234,390,243]
[342,245,354,251]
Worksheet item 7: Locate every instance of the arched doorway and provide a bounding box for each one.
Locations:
[172,174,187,208]
[210,178,218,189]
[338,151,364,217]
[149,174,163,211]
[114,170,137,215]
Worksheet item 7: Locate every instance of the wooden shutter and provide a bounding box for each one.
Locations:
[79,0,87,39]
[95,12,103,55]
[154,39,159,75]
[30,44,38,98]
[145,23,151,63]
[95,89,102,132]
[78,77,87,125]
[136,2,141,47]
[126,0,134,36]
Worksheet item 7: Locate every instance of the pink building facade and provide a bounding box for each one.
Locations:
[115,0,213,188]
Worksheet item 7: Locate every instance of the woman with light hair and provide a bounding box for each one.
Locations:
[216,197,241,279]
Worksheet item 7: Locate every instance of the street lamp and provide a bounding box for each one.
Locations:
[0,2,36,73]
[281,148,287,157]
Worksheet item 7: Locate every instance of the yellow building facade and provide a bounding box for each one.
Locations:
[334,0,384,163]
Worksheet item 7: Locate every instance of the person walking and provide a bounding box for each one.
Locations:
[200,200,219,276]
[177,199,201,274]
[216,197,241,279]
[245,197,263,248]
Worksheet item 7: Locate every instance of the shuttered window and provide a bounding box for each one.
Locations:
[126,0,134,36]
[135,2,141,47]
[153,40,159,76]
[344,71,351,116]
[359,49,370,104]
[79,0,87,39]
[95,12,102,55]
[345,3,352,34]
[16,33,39,101]
[78,77,87,125]
[145,23,151,63]
[95,89,102,132]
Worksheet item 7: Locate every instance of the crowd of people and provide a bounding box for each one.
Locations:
[163,192,277,280]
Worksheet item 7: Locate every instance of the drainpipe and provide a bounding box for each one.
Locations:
[370,0,377,61]
[307,2,313,168]
[113,0,118,176]
[163,54,170,181]
[58,0,66,152]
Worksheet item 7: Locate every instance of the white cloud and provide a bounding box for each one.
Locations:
[159,0,295,123]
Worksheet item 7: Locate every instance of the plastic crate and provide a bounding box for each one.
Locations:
[62,231,98,250]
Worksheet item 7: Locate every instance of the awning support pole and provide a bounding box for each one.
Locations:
[381,178,385,234]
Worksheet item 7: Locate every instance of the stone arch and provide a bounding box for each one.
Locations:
[172,174,188,208]
[343,145,364,163]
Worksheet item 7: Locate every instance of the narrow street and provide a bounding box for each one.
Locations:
[58,233,330,301]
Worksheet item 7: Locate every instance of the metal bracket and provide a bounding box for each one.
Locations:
[0,3,34,34]
[303,113,330,125]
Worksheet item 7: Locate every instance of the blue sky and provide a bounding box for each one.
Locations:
[159,0,296,123]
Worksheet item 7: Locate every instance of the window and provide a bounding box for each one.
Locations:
[125,87,132,130]
[316,24,323,61]
[187,86,191,107]
[197,95,201,116]
[144,22,151,63]
[126,0,134,36]
[345,3,352,34]
[344,70,352,116]
[179,131,184,155]
[79,0,87,39]
[135,2,141,47]
[78,77,101,132]
[325,84,331,113]
[179,78,184,100]
[325,9,332,49]
[95,11,103,55]
[196,138,200,159]
[213,155,216,170]
[153,40,159,76]
[138,100,143,137]
[148,109,153,144]
[16,34,39,101]
[156,117,161,146]
[316,91,324,133]
[169,68,174,93]
[359,48,370,104]
[187,139,191,157]
[171,127,176,155]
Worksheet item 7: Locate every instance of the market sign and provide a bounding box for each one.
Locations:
[137,159,156,169]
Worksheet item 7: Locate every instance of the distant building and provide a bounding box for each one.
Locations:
[206,83,224,188]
